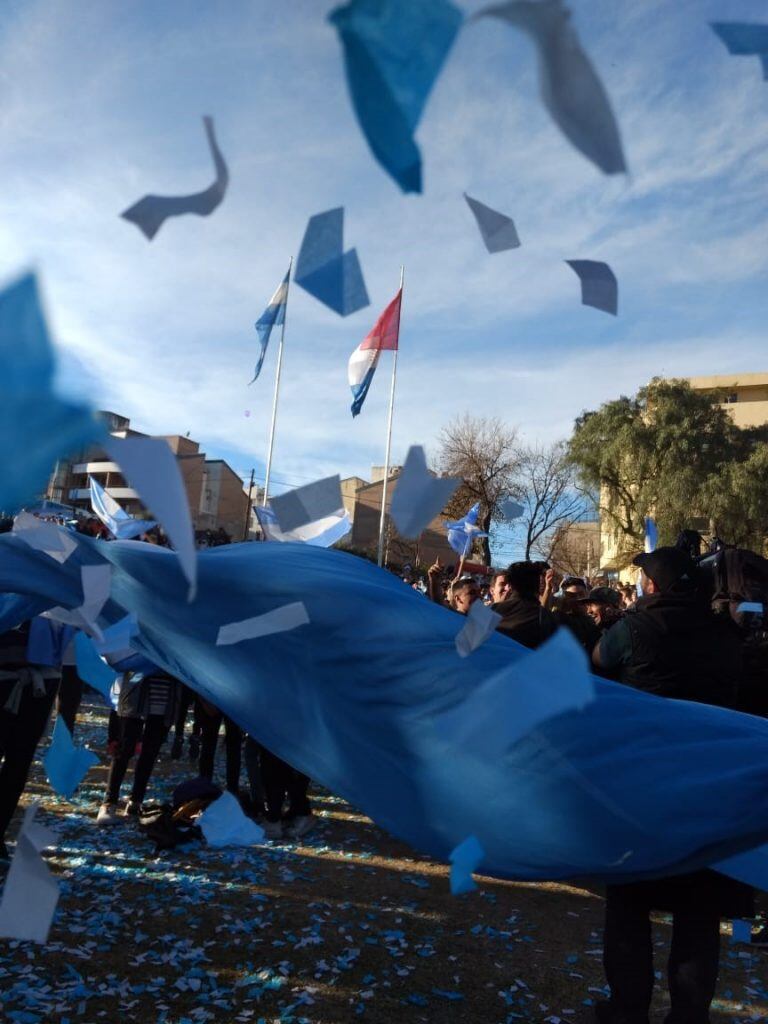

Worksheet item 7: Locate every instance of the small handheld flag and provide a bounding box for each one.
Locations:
[444,501,489,558]
[347,288,402,417]
[251,267,290,383]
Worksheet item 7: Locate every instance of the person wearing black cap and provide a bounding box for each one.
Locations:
[592,546,749,1024]
[580,586,623,634]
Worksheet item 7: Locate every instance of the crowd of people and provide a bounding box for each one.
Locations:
[1,508,767,1024]
[419,541,768,1024]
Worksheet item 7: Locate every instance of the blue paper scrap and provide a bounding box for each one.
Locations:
[566,259,618,315]
[0,273,103,512]
[121,116,229,240]
[329,0,463,192]
[44,715,99,799]
[295,208,369,316]
[476,0,626,175]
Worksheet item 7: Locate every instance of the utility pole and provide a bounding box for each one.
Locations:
[242,468,255,541]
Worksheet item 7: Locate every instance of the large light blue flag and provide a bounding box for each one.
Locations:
[3,535,768,886]
[89,476,155,540]
[250,267,290,383]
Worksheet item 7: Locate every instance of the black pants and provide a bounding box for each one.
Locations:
[244,736,265,813]
[260,747,310,822]
[174,684,201,740]
[0,679,57,840]
[105,715,169,805]
[604,883,721,1024]
[198,711,242,793]
[56,665,84,735]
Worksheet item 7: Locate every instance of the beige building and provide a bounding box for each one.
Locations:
[547,519,601,578]
[687,372,768,429]
[47,411,251,541]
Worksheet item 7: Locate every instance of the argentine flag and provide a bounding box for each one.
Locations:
[90,475,155,540]
[250,266,290,383]
[347,288,402,417]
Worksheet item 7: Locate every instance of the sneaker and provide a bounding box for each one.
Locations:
[170,736,183,760]
[124,800,141,817]
[262,820,283,840]
[96,803,122,826]
[287,814,315,840]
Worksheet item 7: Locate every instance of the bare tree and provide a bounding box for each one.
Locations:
[517,441,585,560]
[437,414,521,564]
[539,518,600,577]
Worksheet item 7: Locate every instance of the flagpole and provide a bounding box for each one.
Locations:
[263,256,293,506]
[377,266,404,568]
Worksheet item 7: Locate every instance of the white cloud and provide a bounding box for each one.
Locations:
[0,0,766,495]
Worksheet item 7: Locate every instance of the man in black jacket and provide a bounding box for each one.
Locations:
[592,547,749,1024]
[493,561,558,649]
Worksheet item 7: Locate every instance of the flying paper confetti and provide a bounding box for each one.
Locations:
[121,116,229,240]
[0,274,104,513]
[476,0,626,175]
[44,715,99,799]
[217,602,310,646]
[74,630,118,699]
[566,259,618,315]
[439,629,595,756]
[501,497,524,520]
[329,0,463,193]
[270,475,344,534]
[105,435,197,597]
[391,446,460,538]
[464,193,521,252]
[455,600,502,658]
[711,22,768,80]
[12,512,78,564]
[0,803,59,943]
[450,835,485,895]
[295,208,369,316]
[43,564,112,640]
[198,791,266,847]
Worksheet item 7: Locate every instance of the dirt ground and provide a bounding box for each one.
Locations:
[1,703,767,1024]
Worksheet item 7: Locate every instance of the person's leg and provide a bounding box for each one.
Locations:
[602,885,654,1023]
[286,770,311,818]
[129,716,169,807]
[223,717,242,794]
[243,736,265,815]
[666,908,721,1024]
[56,665,84,736]
[0,682,57,841]
[171,685,193,757]
[197,707,222,781]
[104,717,142,804]
[260,747,290,823]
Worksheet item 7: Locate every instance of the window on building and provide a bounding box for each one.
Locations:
[723,393,739,404]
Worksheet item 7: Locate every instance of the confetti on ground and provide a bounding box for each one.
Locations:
[0,702,767,1023]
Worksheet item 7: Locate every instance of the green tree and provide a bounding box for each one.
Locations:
[703,442,768,551]
[566,378,742,564]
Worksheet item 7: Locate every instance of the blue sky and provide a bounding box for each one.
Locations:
[1,0,767,561]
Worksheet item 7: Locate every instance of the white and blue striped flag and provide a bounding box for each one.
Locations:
[250,267,290,383]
